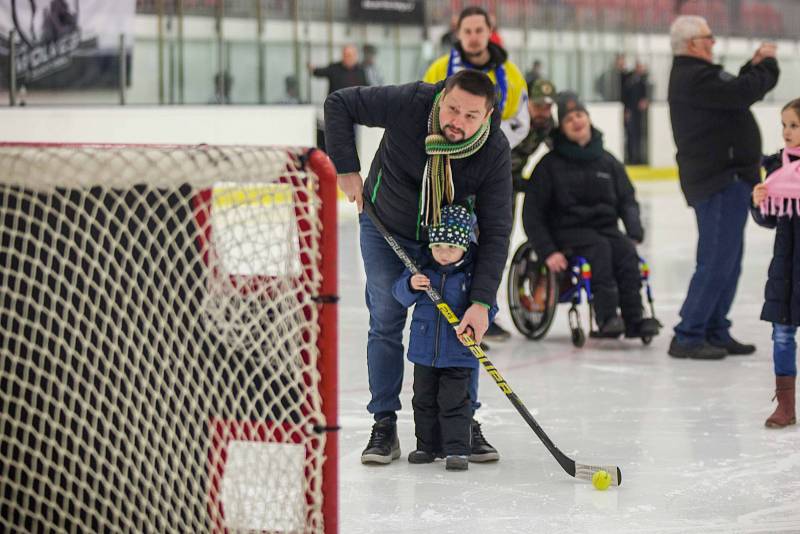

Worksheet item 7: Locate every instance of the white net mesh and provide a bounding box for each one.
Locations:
[0,144,333,533]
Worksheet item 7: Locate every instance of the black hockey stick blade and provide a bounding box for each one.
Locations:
[362,201,622,486]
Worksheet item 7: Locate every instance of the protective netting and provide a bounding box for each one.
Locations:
[0,144,334,533]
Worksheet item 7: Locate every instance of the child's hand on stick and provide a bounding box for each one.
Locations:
[410,274,430,291]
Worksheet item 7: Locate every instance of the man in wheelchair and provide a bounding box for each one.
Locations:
[521,91,660,340]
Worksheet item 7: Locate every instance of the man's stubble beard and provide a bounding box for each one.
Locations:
[462,46,488,65]
[531,118,550,131]
[442,125,465,143]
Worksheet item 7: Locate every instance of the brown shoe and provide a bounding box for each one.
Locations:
[765,375,796,428]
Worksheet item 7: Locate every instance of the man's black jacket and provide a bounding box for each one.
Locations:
[668,55,779,205]
[324,80,512,306]
[522,128,643,261]
[312,62,368,95]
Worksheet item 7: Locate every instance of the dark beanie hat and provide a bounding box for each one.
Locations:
[428,204,471,251]
[556,91,588,124]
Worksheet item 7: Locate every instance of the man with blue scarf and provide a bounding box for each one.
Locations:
[424,6,529,151]
[424,5,528,342]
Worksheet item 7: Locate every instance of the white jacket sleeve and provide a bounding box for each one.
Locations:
[499,92,531,149]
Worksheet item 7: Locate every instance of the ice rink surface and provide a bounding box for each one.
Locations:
[334,181,800,534]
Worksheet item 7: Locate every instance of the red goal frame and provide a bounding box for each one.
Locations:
[0,143,339,534]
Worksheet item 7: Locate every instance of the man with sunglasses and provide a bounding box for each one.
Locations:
[667,15,779,360]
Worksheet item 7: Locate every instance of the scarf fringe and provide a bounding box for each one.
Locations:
[761,196,800,218]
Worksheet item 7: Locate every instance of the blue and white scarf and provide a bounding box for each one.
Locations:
[447,47,507,115]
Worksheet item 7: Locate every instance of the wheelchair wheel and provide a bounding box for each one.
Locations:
[507,242,558,340]
[571,327,586,348]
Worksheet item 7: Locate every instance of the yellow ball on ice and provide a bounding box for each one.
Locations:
[592,470,612,491]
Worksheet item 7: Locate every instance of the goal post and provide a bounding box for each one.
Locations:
[0,143,338,533]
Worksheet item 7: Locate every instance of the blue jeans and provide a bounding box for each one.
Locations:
[359,212,481,420]
[773,323,798,377]
[674,180,751,345]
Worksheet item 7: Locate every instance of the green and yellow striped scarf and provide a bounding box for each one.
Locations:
[421,91,490,228]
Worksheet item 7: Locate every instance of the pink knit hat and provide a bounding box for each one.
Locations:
[760,146,800,217]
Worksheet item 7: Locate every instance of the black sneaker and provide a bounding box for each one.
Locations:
[445,455,469,471]
[407,450,439,464]
[361,418,400,464]
[668,337,726,360]
[625,317,661,338]
[469,419,499,462]
[483,322,511,342]
[708,337,756,355]
[597,316,625,338]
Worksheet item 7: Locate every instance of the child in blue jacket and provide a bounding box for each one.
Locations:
[392,204,497,471]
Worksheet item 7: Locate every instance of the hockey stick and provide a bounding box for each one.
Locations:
[363,201,622,486]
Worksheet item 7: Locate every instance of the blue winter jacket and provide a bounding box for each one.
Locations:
[751,150,800,326]
[392,246,498,369]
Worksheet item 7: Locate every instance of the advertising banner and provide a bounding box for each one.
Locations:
[0,0,136,89]
[348,0,424,25]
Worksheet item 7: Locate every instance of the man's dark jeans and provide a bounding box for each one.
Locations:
[674,180,751,345]
[359,212,481,419]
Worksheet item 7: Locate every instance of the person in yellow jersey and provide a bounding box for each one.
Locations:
[424,6,530,151]
[424,5,527,342]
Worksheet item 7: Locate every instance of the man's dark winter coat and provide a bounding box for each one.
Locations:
[752,151,800,326]
[522,127,643,261]
[668,55,779,205]
[324,80,512,306]
[312,62,368,95]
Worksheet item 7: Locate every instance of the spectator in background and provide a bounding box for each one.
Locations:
[309,45,368,150]
[488,13,504,48]
[423,5,529,342]
[525,59,544,88]
[309,44,368,95]
[362,44,385,86]
[281,75,300,104]
[622,61,651,164]
[440,14,459,53]
[424,6,529,151]
[751,97,800,429]
[594,53,628,102]
[511,79,557,219]
[522,92,659,340]
[667,15,779,360]
[209,71,233,105]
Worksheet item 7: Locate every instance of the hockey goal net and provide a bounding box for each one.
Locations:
[0,143,338,533]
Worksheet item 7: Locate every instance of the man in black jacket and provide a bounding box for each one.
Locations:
[667,15,779,360]
[309,44,368,95]
[309,45,368,151]
[622,61,650,164]
[324,70,512,465]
